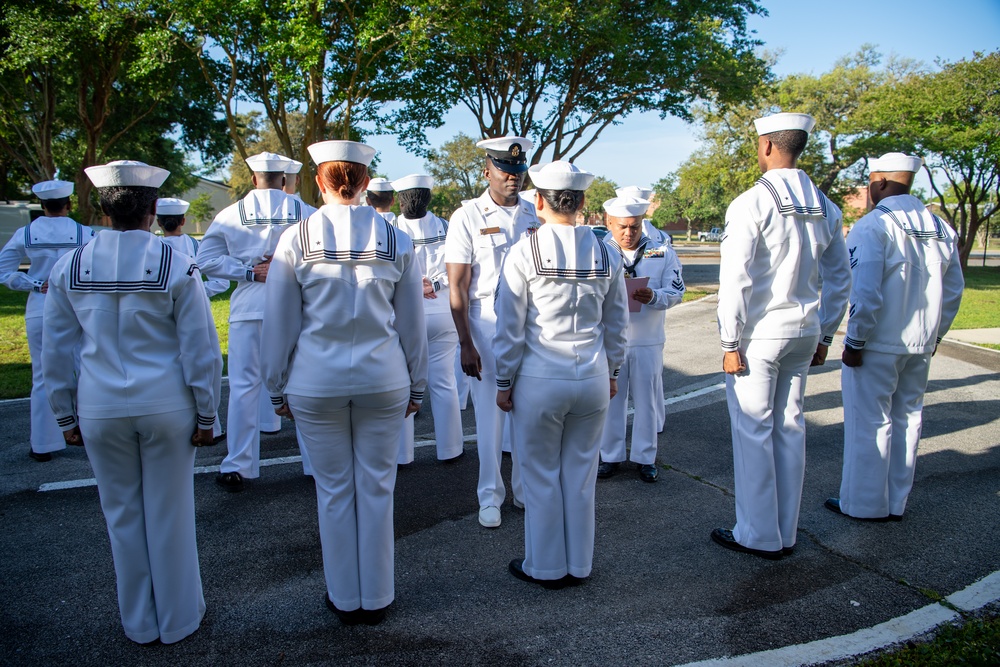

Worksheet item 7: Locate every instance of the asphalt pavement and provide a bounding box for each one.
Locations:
[1,293,998,666]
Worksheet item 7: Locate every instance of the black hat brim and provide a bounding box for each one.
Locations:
[489,157,528,174]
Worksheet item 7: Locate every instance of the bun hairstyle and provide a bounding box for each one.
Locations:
[157,214,184,233]
[317,161,369,201]
[397,188,431,219]
[537,188,585,215]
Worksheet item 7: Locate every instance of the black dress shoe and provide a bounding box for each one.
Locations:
[28,449,52,462]
[441,450,465,464]
[887,513,903,522]
[710,528,783,560]
[212,431,227,445]
[260,430,281,436]
[359,605,388,626]
[597,461,619,479]
[325,595,363,626]
[215,471,244,492]
[638,464,658,483]
[824,497,891,522]
[508,559,568,590]
[781,546,795,556]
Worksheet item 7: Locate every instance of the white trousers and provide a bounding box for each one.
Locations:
[726,336,817,552]
[470,311,521,507]
[599,344,664,465]
[26,316,65,453]
[512,375,609,580]
[455,347,470,410]
[80,409,205,644]
[840,350,931,518]
[398,312,464,463]
[222,320,264,477]
[289,389,408,611]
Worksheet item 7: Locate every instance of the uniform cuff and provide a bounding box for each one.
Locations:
[246,269,255,282]
[610,368,620,379]
[844,336,866,350]
[936,335,943,345]
[821,334,834,346]
[721,340,740,351]
[55,414,78,431]
[197,414,215,429]
[410,389,424,403]
[496,377,512,390]
[270,394,285,406]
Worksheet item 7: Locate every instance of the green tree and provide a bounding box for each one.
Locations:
[581,176,617,226]
[186,193,215,227]
[421,0,769,163]
[425,133,484,204]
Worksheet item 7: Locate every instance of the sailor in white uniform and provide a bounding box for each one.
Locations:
[42,160,222,644]
[366,177,396,226]
[0,179,95,461]
[598,195,685,483]
[713,113,851,559]
[196,152,311,491]
[262,140,427,626]
[391,174,464,464]
[281,157,312,208]
[827,153,964,521]
[445,136,540,529]
[494,161,628,587]
[616,186,671,246]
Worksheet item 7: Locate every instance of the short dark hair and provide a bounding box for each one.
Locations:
[156,214,184,233]
[397,188,431,219]
[98,186,158,230]
[537,188,585,215]
[366,190,394,208]
[41,197,71,214]
[254,171,285,189]
[767,130,809,159]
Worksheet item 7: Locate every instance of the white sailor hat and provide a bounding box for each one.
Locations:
[156,198,190,216]
[603,195,651,217]
[528,160,595,190]
[307,140,376,167]
[283,158,303,175]
[391,174,434,191]
[616,185,653,200]
[245,152,292,173]
[85,160,169,188]
[367,177,395,192]
[519,188,537,203]
[869,152,923,174]
[31,180,74,200]
[477,136,533,174]
[753,112,816,136]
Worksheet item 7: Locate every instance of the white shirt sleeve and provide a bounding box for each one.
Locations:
[0,232,40,292]
[936,233,966,342]
[817,209,852,346]
[391,242,429,403]
[493,248,529,388]
[41,256,82,430]
[196,222,254,283]
[173,264,223,426]
[648,246,685,310]
[844,222,886,350]
[261,232,303,403]
[717,199,757,351]
[444,207,474,265]
[602,262,629,377]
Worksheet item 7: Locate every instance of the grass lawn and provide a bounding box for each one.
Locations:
[949,266,1000,330]
[858,611,1000,666]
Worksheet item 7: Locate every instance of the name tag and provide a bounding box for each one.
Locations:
[480,226,502,235]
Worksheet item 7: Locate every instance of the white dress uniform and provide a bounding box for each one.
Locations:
[718,168,851,551]
[494,223,628,580]
[196,188,313,479]
[840,193,964,518]
[261,203,427,613]
[161,234,229,297]
[641,219,670,246]
[600,235,684,465]
[444,190,539,509]
[0,215,94,455]
[394,212,464,463]
[42,229,222,644]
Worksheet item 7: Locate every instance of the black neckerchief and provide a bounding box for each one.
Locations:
[608,236,649,278]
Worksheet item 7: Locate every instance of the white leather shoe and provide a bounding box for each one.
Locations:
[479,505,501,528]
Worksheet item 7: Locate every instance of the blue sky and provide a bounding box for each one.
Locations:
[363,0,1000,189]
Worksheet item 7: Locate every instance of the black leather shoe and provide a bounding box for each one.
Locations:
[710,528,783,560]
[325,595,363,626]
[888,513,903,522]
[781,546,795,556]
[441,450,465,464]
[212,431,227,445]
[638,464,658,483]
[260,430,281,436]
[597,461,619,479]
[215,471,244,492]
[360,606,388,626]
[824,497,891,522]
[508,559,568,590]
[28,449,52,462]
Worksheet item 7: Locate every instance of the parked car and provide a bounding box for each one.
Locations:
[590,225,609,240]
[0,201,43,250]
[698,227,723,242]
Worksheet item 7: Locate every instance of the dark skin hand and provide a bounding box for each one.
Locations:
[723,350,746,374]
[811,343,829,367]
[191,428,215,446]
[62,426,84,446]
[252,256,272,283]
[632,287,653,304]
[842,348,863,367]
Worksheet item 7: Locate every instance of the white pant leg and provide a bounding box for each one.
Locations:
[398,414,416,465]
[599,347,631,464]
[81,410,204,644]
[296,426,314,476]
[426,312,464,460]
[290,389,407,611]
[840,350,899,518]
[26,316,64,453]
[888,353,930,516]
[513,375,608,580]
[259,387,281,433]
[469,313,505,507]
[728,337,815,551]
[455,346,470,410]
[222,320,262,478]
[627,344,664,465]
[654,345,666,433]
[508,413,523,503]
